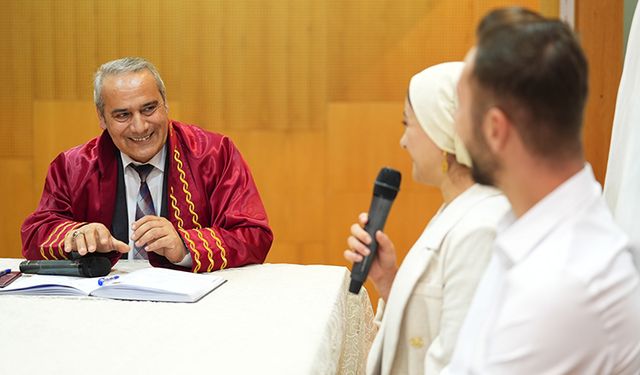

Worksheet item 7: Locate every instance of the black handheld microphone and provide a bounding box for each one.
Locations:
[349,167,401,294]
[19,257,112,277]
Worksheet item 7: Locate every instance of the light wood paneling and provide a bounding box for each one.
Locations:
[74,0,98,96]
[1,0,32,157]
[577,0,624,183]
[32,0,55,100]
[327,102,443,302]
[225,129,327,264]
[540,0,560,17]
[0,159,34,258]
[0,0,622,306]
[32,101,103,196]
[52,0,78,100]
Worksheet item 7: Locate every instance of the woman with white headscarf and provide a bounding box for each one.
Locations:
[345,62,510,374]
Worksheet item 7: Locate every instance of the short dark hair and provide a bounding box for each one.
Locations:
[471,7,588,159]
[476,7,544,36]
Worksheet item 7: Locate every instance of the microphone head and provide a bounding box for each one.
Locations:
[80,257,112,277]
[373,167,401,200]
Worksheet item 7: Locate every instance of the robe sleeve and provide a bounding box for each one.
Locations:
[21,152,120,265]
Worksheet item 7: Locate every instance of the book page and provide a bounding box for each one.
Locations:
[0,274,98,296]
[91,268,226,302]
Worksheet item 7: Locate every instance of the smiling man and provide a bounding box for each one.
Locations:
[21,57,273,272]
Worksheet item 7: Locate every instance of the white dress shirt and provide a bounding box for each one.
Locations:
[120,148,192,267]
[445,165,640,374]
[604,1,640,271]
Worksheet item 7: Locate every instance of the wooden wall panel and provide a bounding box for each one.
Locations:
[180,1,223,130]
[53,1,78,99]
[74,1,98,96]
[0,160,34,258]
[577,1,624,183]
[225,129,327,264]
[328,0,472,101]
[94,1,120,63]
[32,101,103,197]
[327,102,443,302]
[2,0,32,158]
[32,0,55,100]
[0,0,622,306]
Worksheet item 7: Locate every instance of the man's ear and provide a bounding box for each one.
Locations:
[482,107,510,153]
[96,108,106,130]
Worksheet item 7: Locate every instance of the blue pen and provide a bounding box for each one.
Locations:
[0,269,11,277]
[97,275,120,286]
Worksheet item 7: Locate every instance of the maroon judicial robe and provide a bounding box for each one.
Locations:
[21,121,273,273]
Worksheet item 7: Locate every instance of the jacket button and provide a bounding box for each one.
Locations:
[409,337,424,348]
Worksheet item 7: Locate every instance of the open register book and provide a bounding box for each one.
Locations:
[0,267,226,303]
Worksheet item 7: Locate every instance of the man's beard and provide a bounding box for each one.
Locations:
[468,128,500,187]
[471,159,497,186]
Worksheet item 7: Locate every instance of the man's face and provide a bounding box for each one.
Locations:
[456,49,500,186]
[98,70,169,163]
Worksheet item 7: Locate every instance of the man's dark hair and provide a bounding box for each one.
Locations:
[476,7,544,36]
[471,7,588,159]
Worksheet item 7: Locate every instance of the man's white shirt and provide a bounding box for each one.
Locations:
[445,164,640,374]
[120,148,192,267]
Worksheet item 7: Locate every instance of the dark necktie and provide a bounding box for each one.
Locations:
[132,164,156,260]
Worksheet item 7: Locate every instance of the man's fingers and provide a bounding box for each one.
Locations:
[131,215,153,230]
[61,223,128,255]
[64,232,74,253]
[131,215,160,231]
[143,233,168,251]
[95,226,112,248]
[75,233,88,256]
[111,238,130,253]
[84,227,98,253]
[135,227,163,248]
[144,235,170,254]
[131,217,163,241]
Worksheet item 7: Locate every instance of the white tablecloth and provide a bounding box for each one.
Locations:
[0,259,375,375]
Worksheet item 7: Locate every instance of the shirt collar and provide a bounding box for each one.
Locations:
[494,163,601,267]
[120,146,166,173]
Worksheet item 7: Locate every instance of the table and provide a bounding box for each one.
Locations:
[0,259,375,375]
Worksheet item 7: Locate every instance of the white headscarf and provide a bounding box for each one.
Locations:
[408,62,472,167]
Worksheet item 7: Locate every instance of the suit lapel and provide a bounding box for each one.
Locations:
[110,151,128,244]
[379,235,436,374]
[95,131,120,238]
[160,140,170,219]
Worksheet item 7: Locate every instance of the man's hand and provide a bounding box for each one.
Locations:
[132,216,188,263]
[64,223,130,256]
[344,212,398,302]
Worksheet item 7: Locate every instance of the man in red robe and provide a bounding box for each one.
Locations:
[21,57,273,272]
